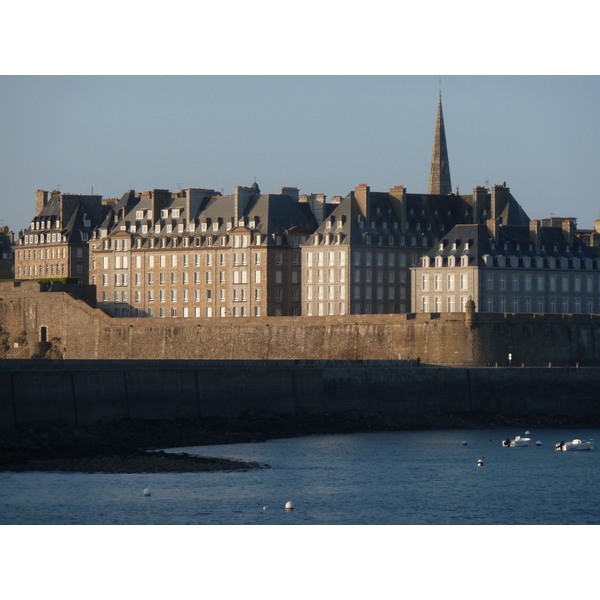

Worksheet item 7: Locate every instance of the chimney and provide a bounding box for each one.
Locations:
[35,190,48,216]
[488,217,501,242]
[529,219,542,254]
[389,185,407,231]
[354,184,370,222]
[234,186,253,223]
[562,219,575,247]
[472,186,488,223]
[301,193,326,225]
[280,187,299,201]
[491,184,509,220]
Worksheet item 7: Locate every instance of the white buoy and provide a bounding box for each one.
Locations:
[285,501,294,510]
[536,441,542,446]
[525,431,530,435]
[263,506,268,511]
[143,488,152,496]
[462,441,468,446]
[477,459,484,467]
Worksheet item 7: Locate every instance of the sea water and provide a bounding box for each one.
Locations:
[1,428,599,525]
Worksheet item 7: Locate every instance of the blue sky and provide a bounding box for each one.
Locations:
[1,75,599,233]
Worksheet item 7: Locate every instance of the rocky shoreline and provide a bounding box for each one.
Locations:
[2,410,599,473]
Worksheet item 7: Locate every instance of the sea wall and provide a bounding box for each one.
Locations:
[1,360,599,432]
[2,288,600,366]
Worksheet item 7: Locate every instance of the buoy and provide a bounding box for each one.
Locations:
[536,441,542,446]
[477,459,484,467]
[285,501,294,510]
[143,488,151,496]
[525,431,530,435]
[263,506,268,511]
[462,441,468,446]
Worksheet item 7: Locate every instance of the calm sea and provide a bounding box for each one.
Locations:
[1,428,599,525]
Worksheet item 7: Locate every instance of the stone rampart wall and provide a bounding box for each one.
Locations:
[2,290,600,365]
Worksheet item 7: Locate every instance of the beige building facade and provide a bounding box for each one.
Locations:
[89,184,319,318]
[15,190,113,284]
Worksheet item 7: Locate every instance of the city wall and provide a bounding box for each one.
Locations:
[1,360,599,432]
[2,286,600,366]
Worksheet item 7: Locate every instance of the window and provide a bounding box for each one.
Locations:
[460,274,467,290]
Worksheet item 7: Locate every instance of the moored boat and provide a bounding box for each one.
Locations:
[555,439,595,451]
[502,434,533,447]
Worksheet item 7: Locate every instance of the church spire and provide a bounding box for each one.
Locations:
[428,92,452,195]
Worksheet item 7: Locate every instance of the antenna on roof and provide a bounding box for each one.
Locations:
[439,77,441,95]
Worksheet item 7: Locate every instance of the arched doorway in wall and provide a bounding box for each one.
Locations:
[40,326,48,342]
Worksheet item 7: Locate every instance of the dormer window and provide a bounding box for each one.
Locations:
[136,211,143,219]
[161,210,168,218]
[172,209,180,218]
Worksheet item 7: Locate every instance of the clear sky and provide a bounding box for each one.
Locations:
[1,74,599,233]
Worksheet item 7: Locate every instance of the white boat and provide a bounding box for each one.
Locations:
[502,435,533,447]
[555,439,595,451]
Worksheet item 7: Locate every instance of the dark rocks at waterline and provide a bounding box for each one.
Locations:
[0,449,263,474]
[2,410,599,473]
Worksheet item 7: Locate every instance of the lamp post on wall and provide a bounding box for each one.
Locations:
[508,352,512,366]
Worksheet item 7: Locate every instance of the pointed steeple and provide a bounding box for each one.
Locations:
[428,93,452,195]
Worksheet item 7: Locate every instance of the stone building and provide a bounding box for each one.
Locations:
[576,219,600,248]
[412,195,600,314]
[88,183,322,318]
[0,226,15,280]
[301,94,480,317]
[301,183,467,316]
[15,190,113,284]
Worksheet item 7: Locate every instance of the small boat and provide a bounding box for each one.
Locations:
[502,435,533,448]
[555,439,595,451]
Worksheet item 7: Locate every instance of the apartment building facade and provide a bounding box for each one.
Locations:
[301,180,497,316]
[15,190,113,284]
[89,184,321,318]
[412,210,600,315]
